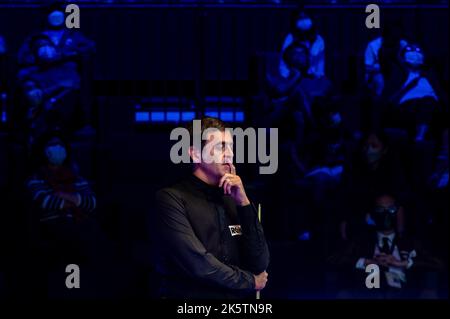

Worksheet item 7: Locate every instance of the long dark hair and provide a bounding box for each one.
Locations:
[378,19,405,78]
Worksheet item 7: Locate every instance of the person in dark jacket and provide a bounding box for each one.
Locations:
[329,193,444,299]
[153,118,270,299]
[338,130,409,241]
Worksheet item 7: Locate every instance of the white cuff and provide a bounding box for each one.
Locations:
[406,250,417,269]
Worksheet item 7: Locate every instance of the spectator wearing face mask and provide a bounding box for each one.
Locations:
[338,131,409,241]
[18,3,95,67]
[385,44,441,142]
[25,131,120,297]
[279,10,325,79]
[26,131,96,223]
[16,34,82,144]
[329,193,443,298]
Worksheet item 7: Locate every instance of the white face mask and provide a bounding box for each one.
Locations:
[48,10,65,27]
[45,144,67,166]
[296,18,313,31]
[404,51,424,67]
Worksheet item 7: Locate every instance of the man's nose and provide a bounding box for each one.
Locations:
[224,146,234,162]
[225,145,234,157]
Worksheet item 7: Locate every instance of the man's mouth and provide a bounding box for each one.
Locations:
[223,163,231,173]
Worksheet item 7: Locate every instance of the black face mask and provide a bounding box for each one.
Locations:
[371,205,398,231]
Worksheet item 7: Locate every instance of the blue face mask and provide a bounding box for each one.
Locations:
[38,45,58,62]
[45,145,67,166]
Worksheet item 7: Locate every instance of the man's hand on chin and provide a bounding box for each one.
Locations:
[218,164,250,206]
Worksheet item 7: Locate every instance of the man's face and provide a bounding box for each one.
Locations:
[194,130,234,181]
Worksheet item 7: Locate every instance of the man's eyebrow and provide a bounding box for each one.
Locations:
[212,141,233,146]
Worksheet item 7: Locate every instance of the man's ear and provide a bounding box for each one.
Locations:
[189,145,201,163]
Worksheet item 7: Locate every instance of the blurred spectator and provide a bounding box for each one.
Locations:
[26,131,96,225]
[329,193,443,298]
[16,34,82,145]
[365,19,407,97]
[267,43,333,147]
[15,2,96,142]
[384,43,441,142]
[339,130,409,240]
[18,3,95,68]
[279,10,325,79]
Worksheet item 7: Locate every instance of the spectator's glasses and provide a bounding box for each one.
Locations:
[373,205,398,215]
[404,45,422,53]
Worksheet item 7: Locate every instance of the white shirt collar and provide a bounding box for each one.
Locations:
[377,231,396,248]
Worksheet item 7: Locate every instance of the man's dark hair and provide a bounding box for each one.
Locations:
[186,117,227,148]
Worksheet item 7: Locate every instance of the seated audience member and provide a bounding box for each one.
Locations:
[18,3,95,68]
[16,34,82,144]
[338,130,409,240]
[329,193,444,298]
[364,19,407,97]
[26,131,98,270]
[385,43,441,142]
[279,10,325,79]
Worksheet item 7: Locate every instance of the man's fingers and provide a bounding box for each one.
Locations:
[222,180,229,194]
[224,180,233,195]
[219,174,231,187]
[219,173,235,187]
[226,182,232,195]
[219,175,227,187]
[223,180,231,194]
